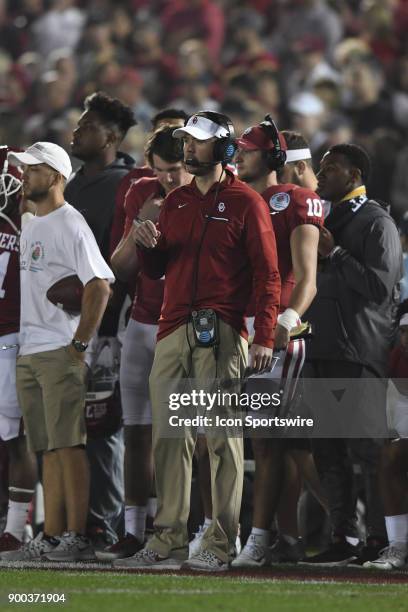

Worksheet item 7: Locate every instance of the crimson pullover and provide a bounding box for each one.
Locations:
[137,171,281,347]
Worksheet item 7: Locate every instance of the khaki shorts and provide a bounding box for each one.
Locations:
[16,346,87,452]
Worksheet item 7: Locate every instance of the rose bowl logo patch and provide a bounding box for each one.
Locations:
[269,192,290,212]
[31,244,42,261]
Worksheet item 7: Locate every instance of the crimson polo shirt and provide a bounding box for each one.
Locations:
[137,171,281,348]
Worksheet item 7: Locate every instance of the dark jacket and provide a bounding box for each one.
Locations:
[65,152,134,261]
[305,195,403,377]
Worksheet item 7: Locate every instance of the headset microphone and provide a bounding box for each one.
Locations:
[184,158,218,167]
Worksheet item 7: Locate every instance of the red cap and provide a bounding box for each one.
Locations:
[236,125,287,152]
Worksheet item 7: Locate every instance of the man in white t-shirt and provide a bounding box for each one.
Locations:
[2,143,114,563]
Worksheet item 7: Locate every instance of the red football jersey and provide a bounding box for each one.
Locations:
[0,207,20,336]
[262,183,324,311]
[109,165,155,257]
[123,177,165,325]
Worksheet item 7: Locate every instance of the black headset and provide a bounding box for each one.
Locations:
[259,114,287,170]
[191,111,237,165]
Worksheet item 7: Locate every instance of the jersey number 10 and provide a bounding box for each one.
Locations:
[306,198,323,218]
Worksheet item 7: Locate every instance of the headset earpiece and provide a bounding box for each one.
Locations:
[196,111,237,165]
[259,114,287,171]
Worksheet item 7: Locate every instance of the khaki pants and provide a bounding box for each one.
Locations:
[16,346,87,453]
[148,319,247,562]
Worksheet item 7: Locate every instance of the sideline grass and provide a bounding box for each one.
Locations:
[0,571,407,612]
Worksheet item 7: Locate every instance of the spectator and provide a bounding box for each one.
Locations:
[161,0,225,63]
[225,8,278,75]
[341,58,396,142]
[288,92,327,154]
[29,0,85,58]
[271,0,343,62]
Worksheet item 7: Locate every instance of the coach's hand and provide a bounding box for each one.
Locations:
[132,220,161,249]
[249,343,273,374]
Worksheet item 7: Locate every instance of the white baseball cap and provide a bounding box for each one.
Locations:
[8,142,72,181]
[173,115,229,141]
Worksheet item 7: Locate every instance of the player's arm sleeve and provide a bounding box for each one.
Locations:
[136,203,168,280]
[245,198,281,348]
[287,189,324,232]
[331,218,403,303]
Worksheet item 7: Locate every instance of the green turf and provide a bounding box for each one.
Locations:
[0,571,406,612]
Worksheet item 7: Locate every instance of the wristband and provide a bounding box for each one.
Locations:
[277,308,299,332]
[21,212,35,228]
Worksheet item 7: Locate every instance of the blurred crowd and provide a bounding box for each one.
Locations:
[1,0,408,220]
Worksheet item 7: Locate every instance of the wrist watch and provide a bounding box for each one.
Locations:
[71,338,88,352]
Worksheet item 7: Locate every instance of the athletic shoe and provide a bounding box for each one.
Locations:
[182,550,229,572]
[231,534,270,568]
[0,532,21,553]
[299,541,360,567]
[22,524,34,544]
[1,531,58,561]
[269,536,305,563]
[113,548,182,570]
[189,524,207,558]
[363,546,407,570]
[88,526,115,551]
[42,531,96,562]
[96,533,144,561]
[348,539,387,567]
[189,523,242,559]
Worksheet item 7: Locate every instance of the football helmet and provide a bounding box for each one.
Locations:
[0,146,22,212]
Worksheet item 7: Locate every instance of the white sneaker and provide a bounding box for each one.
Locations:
[190,523,242,559]
[1,532,58,561]
[183,549,229,572]
[363,545,407,570]
[231,534,269,568]
[113,548,182,570]
[42,531,96,562]
[189,524,207,558]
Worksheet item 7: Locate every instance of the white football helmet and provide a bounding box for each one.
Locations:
[0,146,22,212]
